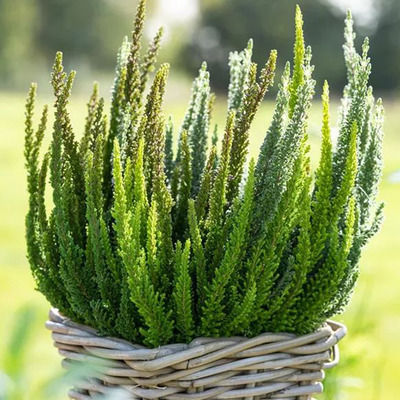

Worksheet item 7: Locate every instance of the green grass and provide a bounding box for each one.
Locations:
[0,87,399,399]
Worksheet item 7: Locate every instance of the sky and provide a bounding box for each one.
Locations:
[158,0,199,22]
[327,0,377,25]
[150,0,198,34]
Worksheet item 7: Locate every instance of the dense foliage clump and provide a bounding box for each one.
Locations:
[25,1,384,347]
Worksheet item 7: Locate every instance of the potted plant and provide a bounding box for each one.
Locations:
[24,1,384,399]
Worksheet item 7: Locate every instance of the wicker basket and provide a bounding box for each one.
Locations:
[46,309,346,400]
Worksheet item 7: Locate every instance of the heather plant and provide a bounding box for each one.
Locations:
[24,2,384,347]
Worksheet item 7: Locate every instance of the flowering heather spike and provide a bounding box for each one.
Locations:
[227,49,277,203]
[103,37,132,213]
[143,63,169,197]
[111,139,142,341]
[179,64,209,135]
[309,81,333,266]
[173,239,194,341]
[293,195,356,334]
[264,157,313,333]
[189,74,211,194]
[130,137,148,249]
[24,83,71,315]
[346,98,384,297]
[47,57,73,297]
[357,98,384,227]
[80,82,99,156]
[85,143,119,332]
[224,281,256,336]
[178,63,212,194]
[201,158,255,336]
[58,161,98,324]
[255,62,291,198]
[195,145,217,224]
[37,152,49,237]
[182,62,202,133]
[25,7,384,345]
[332,122,357,220]
[253,55,315,235]
[146,197,160,288]
[125,0,147,103]
[164,116,174,183]
[124,157,134,207]
[152,170,174,293]
[112,140,128,250]
[109,38,130,141]
[333,13,371,193]
[325,221,359,317]
[171,164,180,204]
[343,10,357,89]
[205,111,235,266]
[130,249,174,347]
[228,40,253,111]
[212,124,218,147]
[173,130,192,241]
[140,27,164,94]
[358,87,374,160]
[249,144,311,333]
[188,199,207,308]
[289,5,305,115]
[49,55,98,322]
[132,137,147,205]
[211,125,219,169]
[208,92,216,121]
[25,83,38,199]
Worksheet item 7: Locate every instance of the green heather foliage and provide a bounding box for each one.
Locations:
[25,2,384,347]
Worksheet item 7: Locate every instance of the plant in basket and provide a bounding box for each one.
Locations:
[24,1,384,398]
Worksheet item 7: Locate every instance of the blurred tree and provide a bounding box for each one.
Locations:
[178,0,399,95]
[0,0,397,93]
[0,0,38,88]
[368,0,400,92]
[179,0,347,93]
[36,0,132,70]
[0,0,136,89]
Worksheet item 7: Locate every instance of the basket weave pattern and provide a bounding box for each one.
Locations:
[46,309,346,400]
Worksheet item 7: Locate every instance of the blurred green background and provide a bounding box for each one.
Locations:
[0,0,399,399]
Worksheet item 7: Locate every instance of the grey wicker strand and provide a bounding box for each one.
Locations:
[46,309,346,400]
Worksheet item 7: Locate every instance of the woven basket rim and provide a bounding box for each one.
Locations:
[46,308,347,400]
[47,308,347,351]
